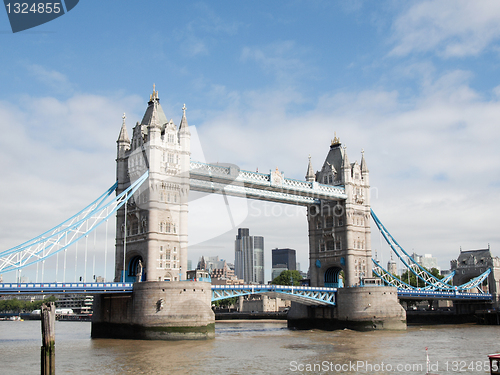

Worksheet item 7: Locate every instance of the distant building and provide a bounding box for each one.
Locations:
[387,257,398,275]
[211,278,245,286]
[241,295,291,312]
[412,252,439,271]
[234,228,264,284]
[56,295,94,315]
[271,248,296,281]
[272,248,296,270]
[451,247,500,297]
[196,255,244,284]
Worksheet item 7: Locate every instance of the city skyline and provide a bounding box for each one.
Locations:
[1,2,500,283]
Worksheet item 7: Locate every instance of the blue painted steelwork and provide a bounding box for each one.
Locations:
[0,281,491,302]
[397,289,492,300]
[371,209,492,293]
[0,282,133,294]
[211,284,337,306]
[0,171,149,274]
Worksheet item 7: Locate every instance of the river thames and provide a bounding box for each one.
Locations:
[1,320,499,374]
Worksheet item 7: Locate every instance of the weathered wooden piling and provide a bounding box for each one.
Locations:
[41,302,55,375]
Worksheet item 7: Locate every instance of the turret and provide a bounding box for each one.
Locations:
[305,155,315,182]
[116,113,130,189]
[341,145,351,184]
[117,113,130,158]
[360,149,369,185]
[178,104,191,172]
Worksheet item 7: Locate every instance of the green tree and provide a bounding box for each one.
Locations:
[0,295,59,313]
[213,296,238,308]
[271,270,302,286]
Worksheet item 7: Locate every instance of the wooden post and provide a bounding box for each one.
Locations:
[41,302,55,375]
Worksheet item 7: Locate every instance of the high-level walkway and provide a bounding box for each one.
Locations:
[190,161,346,205]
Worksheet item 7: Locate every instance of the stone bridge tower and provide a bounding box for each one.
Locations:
[115,87,190,282]
[307,135,372,288]
[451,248,500,308]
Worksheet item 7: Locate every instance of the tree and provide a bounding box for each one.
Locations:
[213,296,238,308]
[271,270,302,286]
[0,295,59,313]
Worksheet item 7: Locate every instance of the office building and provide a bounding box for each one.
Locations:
[234,228,264,284]
[271,248,296,280]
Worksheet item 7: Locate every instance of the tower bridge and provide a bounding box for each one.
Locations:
[0,86,497,339]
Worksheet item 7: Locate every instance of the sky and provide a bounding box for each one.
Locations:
[1,0,500,283]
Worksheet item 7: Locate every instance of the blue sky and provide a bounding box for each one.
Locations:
[1,1,500,282]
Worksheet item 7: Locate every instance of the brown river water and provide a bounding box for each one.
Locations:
[0,320,499,374]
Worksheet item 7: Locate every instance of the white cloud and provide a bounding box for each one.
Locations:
[241,41,313,83]
[390,0,500,57]
[26,64,73,93]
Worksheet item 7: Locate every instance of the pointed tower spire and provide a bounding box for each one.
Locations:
[342,145,350,169]
[150,99,161,129]
[117,113,130,144]
[360,149,368,173]
[179,103,190,135]
[305,154,315,182]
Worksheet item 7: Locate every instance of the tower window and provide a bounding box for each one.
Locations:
[326,216,334,228]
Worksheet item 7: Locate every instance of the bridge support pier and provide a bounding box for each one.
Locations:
[287,286,406,331]
[91,281,215,340]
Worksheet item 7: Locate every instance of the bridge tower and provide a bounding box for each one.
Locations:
[289,136,405,330]
[307,135,372,288]
[93,87,214,340]
[115,86,190,282]
[451,248,500,310]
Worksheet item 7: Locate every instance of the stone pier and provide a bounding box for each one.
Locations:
[287,286,406,331]
[92,281,215,340]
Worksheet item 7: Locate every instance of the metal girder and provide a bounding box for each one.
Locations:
[371,209,492,293]
[0,171,149,273]
[397,289,492,300]
[0,282,134,294]
[211,284,336,306]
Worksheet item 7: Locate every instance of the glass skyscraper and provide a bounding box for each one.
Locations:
[235,228,264,284]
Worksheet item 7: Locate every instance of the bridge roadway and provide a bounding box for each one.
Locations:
[0,283,492,303]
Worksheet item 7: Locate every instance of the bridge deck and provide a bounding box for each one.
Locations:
[0,282,133,294]
[0,283,492,303]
